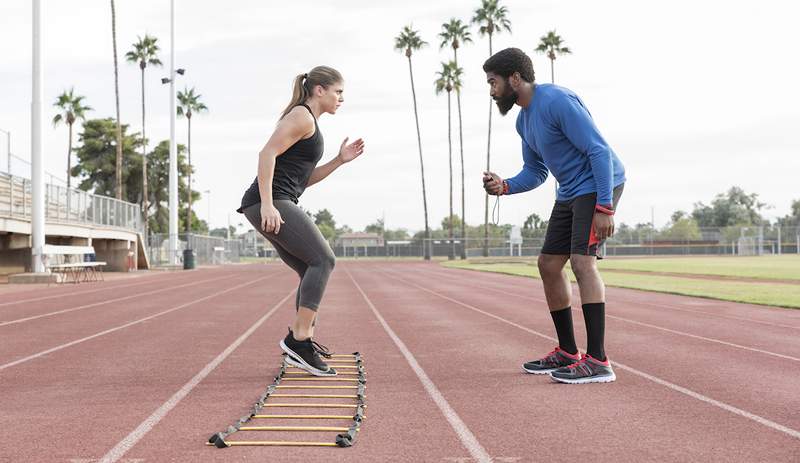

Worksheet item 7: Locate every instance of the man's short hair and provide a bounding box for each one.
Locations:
[483,47,535,83]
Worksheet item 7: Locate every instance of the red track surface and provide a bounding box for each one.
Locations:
[1,262,798,462]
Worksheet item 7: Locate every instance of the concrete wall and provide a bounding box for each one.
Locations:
[0,232,138,274]
[93,238,135,272]
[0,233,31,275]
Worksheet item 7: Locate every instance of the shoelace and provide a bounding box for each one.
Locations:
[309,339,332,359]
[564,355,588,371]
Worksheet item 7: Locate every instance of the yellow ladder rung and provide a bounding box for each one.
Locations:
[252,414,359,419]
[240,426,355,432]
[286,365,358,371]
[207,441,339,447]
[263,403,365,409]
[269,394,363,399]
[281,377,361,382]
[275,385,358,389]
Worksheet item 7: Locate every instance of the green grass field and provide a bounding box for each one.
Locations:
[442,256,800,309]
[597,255,800,281]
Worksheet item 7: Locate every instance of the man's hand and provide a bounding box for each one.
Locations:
[483,171,505,196]
[593,212,615,240]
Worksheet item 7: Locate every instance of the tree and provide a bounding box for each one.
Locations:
[658,211,701,241]
[435,61,462,260]
[523,212,545,230]
[210,227,235,238]
[535,30,571,84]
[52,88,92,189]
[145,140,200,234]
[439,18,472,259]
[777,199,800,227]
[177,87,208,233]
[441,214,463,230]
[384,228,410,241]
[395,25,431,260]
[314,209,336,230]
[125,34,162,237]
[472,0,512,256]
[72,118,143,203]
[691,187,767,227]
[365,218,385,235]
[110,0,124,199]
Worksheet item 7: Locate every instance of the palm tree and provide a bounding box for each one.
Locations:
[472,0,511,256]
[439,19,472,259]
[52,89,92,189]
[176,87,208,234]
[110,0,123,199]
[435,62,461,260]
[535,30,571,84]
[394,25,432,260]
[126,34,162,238]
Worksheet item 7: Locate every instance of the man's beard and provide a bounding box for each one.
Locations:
[494,88,518,116]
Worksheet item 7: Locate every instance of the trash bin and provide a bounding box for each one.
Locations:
[183,248,196,270]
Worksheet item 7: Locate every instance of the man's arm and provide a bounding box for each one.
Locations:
[504,140,549,194]
[553,95,614,206]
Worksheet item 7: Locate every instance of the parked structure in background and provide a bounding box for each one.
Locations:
[0,171,146,276]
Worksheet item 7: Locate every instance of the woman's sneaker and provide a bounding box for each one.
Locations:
[522,347,581,374]
[550,354,616,384]
[279,329,337,377]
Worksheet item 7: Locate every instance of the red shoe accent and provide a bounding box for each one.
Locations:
[584,354,610,366]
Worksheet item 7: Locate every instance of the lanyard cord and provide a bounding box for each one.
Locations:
[491,195,500,225]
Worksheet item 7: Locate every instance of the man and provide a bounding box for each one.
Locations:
[482,48,625,384]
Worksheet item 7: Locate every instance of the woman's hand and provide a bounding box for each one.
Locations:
[260,203,284,234]
[337,137,365,164]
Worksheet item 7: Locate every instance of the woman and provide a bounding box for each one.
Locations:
[237,66,365,376]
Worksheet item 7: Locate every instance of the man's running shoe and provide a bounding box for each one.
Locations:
[550,354,616,384]
[279,329,337,377]
[522,346,581,375]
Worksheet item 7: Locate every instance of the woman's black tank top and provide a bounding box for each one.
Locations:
[237,104,324,212]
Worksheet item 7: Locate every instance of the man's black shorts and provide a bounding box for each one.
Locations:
[540,184,624,257]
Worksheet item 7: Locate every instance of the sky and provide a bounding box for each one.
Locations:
[1,0,798,234]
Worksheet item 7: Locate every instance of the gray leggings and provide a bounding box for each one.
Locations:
[243,200,335,311]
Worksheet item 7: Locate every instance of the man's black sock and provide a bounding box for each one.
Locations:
[582,302,606,361]
[550,307,578,355]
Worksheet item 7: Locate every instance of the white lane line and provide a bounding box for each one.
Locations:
[98,289,295,463]
[345,268,492,463]
[0,273,243,327]
[413,268,800,363]
[0,275,270,372]
[0,269,205,308]
[381,269,800,441]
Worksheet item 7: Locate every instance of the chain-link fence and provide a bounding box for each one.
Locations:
[329,226,800,259]
[147,233,243,266]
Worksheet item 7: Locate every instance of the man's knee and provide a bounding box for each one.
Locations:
[538,254,566,279]
[570,255,598,282]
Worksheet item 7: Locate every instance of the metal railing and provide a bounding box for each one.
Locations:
[0,171,142,232]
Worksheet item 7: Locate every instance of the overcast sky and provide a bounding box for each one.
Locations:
[1,0,798,234]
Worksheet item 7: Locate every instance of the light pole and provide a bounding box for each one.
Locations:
[0,129,10,174]
[31,0,45,273]
[162,0,185,265]
[167,0,178,265]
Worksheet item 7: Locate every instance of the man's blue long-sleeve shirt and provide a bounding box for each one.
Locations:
[505,84,625,205]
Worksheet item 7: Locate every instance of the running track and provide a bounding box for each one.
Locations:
[1,262,798,462]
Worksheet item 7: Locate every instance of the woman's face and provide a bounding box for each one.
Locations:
[316,81,344,114]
